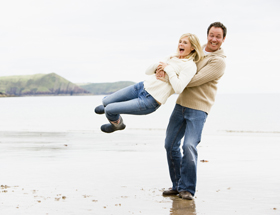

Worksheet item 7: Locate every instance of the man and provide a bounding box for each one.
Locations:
[161,22,227,200]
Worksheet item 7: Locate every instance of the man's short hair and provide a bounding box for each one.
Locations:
[207,22,227,38]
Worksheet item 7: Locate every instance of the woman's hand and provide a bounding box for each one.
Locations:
[158,62,168,71]
[155,62,168,81]
[155,69,166,82]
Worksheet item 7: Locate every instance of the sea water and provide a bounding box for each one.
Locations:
[0,94,279,133]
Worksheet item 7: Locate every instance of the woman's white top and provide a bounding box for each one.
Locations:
[144,55,197,104]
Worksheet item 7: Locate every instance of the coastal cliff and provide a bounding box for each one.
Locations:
[0,92,14,97]
[0,73,90,96]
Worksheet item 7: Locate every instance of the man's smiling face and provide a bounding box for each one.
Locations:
[205,27,225,52]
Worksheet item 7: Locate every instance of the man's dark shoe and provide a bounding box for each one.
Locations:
[94,105,105,114]
[162,188,179,196]
[179,191,193,200]
[101,116,126,133]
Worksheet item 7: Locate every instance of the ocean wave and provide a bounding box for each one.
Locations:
[224,130,280,134]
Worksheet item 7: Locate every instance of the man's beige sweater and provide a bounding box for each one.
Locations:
[176,46,226,114]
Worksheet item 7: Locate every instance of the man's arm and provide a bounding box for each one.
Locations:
[187,58,226,88]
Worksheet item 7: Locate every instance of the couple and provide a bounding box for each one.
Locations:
[95,22,227,200]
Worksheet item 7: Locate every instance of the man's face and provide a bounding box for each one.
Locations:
[205,27,225,52]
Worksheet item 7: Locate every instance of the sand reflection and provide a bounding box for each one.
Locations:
[167,196,196,215]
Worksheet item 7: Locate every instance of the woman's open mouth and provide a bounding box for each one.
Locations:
[180,48,185,53]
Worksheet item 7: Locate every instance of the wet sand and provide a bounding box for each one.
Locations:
[1,130,280,214]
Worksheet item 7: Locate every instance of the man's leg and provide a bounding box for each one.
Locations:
[164,104,187,192]
[178,107,207,196]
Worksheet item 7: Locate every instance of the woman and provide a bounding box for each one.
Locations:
[94,33,203,133]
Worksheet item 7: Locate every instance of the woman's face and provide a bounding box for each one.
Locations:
[178,37,194,59]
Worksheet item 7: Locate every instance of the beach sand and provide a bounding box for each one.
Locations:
[1,130,280,215]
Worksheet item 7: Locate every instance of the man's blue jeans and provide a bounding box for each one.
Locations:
[102,82,160,122]
[165,104,207,196]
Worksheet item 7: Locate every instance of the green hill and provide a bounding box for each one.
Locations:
[79,81,136,95]
[0,73,90,96]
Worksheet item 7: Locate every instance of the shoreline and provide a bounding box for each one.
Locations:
[0,93,94,98]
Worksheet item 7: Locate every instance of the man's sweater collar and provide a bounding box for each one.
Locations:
[202,44,226,58]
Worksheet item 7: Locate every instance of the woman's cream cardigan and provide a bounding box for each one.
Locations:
[144,55,197,104]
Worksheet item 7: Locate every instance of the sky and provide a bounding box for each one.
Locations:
[0,0,280,94]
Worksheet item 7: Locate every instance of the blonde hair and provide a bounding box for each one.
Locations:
[176,33,203,63]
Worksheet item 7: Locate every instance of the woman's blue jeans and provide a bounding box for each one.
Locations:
[165,104,207,196]
[102,82,160,122]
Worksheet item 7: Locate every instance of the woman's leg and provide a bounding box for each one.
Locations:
[101,82,160,133]
[101,94,159,133]
[95,83,139,114]
[102,83,139,107]
[104,82,160,121]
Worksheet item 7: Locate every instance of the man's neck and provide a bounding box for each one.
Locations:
[203,47,211,55]
[204,47,221,54]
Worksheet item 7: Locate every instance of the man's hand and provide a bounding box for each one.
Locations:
[155,62,168,80]
[155,69,166,82]
[158,62,168,71]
